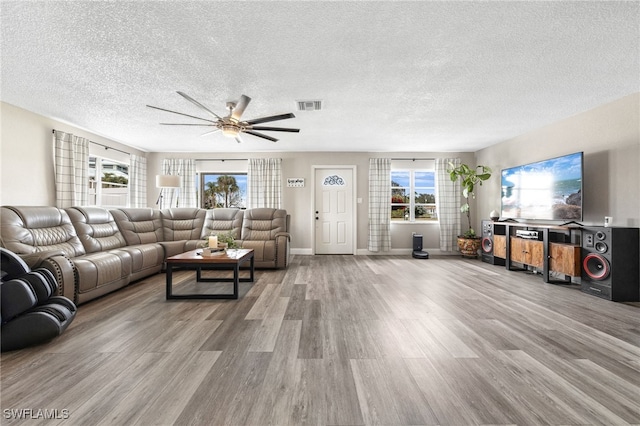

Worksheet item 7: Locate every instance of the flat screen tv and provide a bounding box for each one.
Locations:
[501,152,583,221]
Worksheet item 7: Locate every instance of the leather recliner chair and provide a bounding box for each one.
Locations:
[1,247,77,352]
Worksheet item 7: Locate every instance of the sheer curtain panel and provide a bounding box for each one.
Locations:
[128,154,147,207]
[161,158,197,208]
[436,158,461,252]
[53,130,89,208]
[247,158,282,209]
[368,158,391,252]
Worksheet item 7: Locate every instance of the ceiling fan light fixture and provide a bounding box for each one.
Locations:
[221,123,240,137]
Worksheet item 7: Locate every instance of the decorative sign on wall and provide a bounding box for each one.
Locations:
[287,178,305,187]
[323,175,346,186]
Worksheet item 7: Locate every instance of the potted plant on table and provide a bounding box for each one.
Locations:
[201,231,240,253]
[215,231,239,249]
[448,162,492,258]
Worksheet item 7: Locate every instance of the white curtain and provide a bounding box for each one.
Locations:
[368,158,391,252]
[128,154,147,208]
[436,158,461,252]
[247,158,282,208]
[53,130,89,208]
[161,158,197,208]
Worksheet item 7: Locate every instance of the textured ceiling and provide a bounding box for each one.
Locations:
[1,1,638,153]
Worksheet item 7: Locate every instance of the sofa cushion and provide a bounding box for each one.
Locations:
[241,208,288,241]
[161,208,206,241]
[73,251,131,294]
[1,206,86,257]
[111,208,163,245]
[202,208,244,240]
[67,206,127,253]
[118,244,164,281]
[240,240,276,263]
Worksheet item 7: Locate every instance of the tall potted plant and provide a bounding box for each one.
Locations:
[448,162,492,257]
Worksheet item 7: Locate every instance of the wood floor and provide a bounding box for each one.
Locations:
[2,255,639,425]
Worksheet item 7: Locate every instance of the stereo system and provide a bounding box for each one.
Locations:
[481,220,639,302]
[481,220,505,266]
[581,226,639,302]
[515,229,539,239]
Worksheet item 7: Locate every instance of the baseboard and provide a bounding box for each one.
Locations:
[292,248,458,256]
[356,248,457,256]
[291,248,313,255]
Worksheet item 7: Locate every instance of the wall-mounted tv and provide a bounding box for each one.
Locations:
[501,152,583,221]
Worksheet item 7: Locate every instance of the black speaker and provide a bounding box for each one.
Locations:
[481,220,505,265]
[581,226,639,301]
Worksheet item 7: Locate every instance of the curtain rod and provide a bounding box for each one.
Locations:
[195,158,282,162]
[195,158,248,162]
[52,130,131,156]
[90,141,130,156]
[390,157,435,161]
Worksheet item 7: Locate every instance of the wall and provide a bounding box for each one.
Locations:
[148,151,474,253]
[4,94,637,254]
[475,93,640,230]
[0,102,147,206]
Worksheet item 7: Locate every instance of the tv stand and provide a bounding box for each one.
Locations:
[560,220,584,227]
[482,221,581,284]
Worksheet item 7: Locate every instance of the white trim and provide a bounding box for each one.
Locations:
[291,248,457,256]
[291,248,313,255]
[355,248,457,256]
[311,165,357,255]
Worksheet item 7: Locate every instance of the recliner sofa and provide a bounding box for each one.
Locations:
[1,206,290,305]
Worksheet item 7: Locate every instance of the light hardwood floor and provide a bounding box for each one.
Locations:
[1,255,639,425]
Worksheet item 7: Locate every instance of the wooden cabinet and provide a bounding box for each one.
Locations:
[549,243,581,276]
[509,237,544,269]
[483,221,582,283]
[493,235,507,259]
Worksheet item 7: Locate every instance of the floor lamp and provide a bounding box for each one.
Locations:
[155,174,181,209]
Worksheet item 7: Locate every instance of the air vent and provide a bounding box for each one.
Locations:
[297,100,322,111]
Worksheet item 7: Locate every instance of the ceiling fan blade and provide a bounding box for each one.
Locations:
[235,135,244,144]
[176,91,222,120]
[147,105,218,124]
[250,126,300,133]
[245,113,295,125]
[160,123,217,126]
[231,95,251,120]
[200,128,222,137]
[244,130,279,142]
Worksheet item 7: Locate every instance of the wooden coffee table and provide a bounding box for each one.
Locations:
[165,248,254,299]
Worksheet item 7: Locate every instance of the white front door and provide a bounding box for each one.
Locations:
[314,167,354,254]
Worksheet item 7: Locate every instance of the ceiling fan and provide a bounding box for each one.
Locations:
[147,91,299,143]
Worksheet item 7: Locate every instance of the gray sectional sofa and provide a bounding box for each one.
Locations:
[0,206,290,305]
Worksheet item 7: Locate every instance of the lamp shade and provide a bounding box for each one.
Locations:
[156,174,181,188]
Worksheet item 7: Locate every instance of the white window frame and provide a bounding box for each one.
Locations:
[199,172,248,209]
[391,168,438,223]
[89,155,129,207]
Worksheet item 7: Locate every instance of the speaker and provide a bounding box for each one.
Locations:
[481,220,505,265]
[581,226,639,301]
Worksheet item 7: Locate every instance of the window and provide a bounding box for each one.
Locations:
[391,169,437,222]
[200,173,247,209]
[89,156,129,207]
